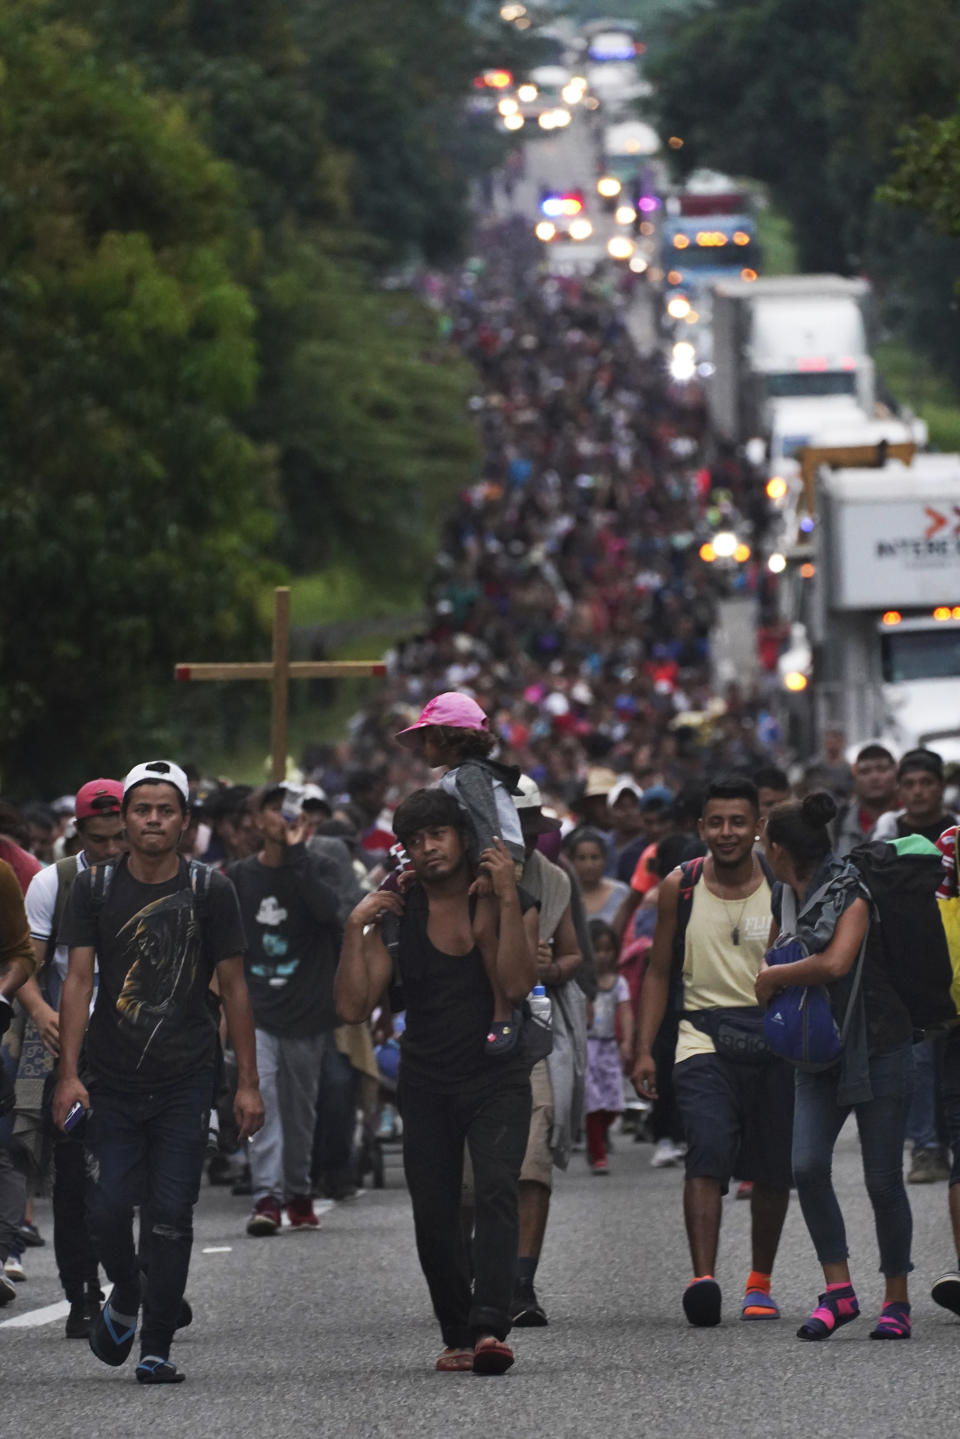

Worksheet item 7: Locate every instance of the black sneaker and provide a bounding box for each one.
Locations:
[65,1284,102,1339]
[931,1269,960,1317]
[511,1287,548,1327]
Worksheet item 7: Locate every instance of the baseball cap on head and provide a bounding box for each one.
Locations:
[75,779,124,821]
[123,760,190,808]
[897,747,943,782]
[514,774,563,834]
[608,777,643,808]
[395,692,489,748]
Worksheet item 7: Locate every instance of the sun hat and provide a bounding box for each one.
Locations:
[395,692,489,747]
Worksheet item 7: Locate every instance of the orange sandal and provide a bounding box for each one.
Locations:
[436,1347,474,1372]
[472,1336,515,1375]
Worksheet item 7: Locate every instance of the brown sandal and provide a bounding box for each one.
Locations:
[435,1347,474,1372]
[472,1336,515,1375]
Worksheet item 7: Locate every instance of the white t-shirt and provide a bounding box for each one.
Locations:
[25,853,87,983]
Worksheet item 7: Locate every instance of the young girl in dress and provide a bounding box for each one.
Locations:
[584,920,634,1173]
[395,691,526,1053]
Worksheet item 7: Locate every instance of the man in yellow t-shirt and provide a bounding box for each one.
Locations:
[634,777,793,1329]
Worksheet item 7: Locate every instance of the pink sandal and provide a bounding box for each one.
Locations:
[472,1336,515,1375]
[435,1347,474,1372]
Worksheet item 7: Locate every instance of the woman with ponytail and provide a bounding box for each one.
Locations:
[756,792,916,1343]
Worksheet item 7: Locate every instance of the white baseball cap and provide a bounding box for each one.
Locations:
[123,760,190,807]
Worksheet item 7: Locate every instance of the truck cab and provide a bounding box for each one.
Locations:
[812,456,960,761]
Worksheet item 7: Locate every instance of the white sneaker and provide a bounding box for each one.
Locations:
[3,1255,26,1282]
[650,1138,682,1169]
[0,1270,16,1304]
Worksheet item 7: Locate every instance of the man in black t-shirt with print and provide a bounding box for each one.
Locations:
[54,760,263,1386]
[336,789,538,1376]
[228,784,342,1236]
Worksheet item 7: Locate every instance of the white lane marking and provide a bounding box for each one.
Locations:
[0,1298,70,1329]
[0,1282,114,1330]
[2,1191,363,1327]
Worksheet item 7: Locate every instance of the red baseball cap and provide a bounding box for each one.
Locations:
[74,779,124,821]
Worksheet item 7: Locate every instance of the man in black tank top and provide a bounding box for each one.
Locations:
[336,790,538,1375]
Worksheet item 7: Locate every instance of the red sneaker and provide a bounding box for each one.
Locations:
[246,1196,282,1237]
[286,1194,320,1229]
[592,1157,610,1176]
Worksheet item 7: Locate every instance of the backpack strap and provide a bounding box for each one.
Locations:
[672,857,705,1005]
[43,855,82,973]
[90,860,117,912]
[188,858,213,916]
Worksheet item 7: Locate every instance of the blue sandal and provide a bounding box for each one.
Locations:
[742,1289,780,1320]
[89,1299,139,1367]
[136,1356,185,1385]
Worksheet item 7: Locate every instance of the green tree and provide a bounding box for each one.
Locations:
[649,0,864,271]
[0,8,276,791]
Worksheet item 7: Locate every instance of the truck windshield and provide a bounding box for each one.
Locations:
[765,373,858,399]
[665,243,759,272]
[881,627,960,683]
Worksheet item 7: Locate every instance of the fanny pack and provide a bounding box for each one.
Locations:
[683,1007,770,1065]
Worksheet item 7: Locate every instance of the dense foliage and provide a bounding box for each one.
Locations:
[648,0,960,382]
[0,1,513,790]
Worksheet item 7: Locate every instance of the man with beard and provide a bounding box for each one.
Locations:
[54,760,263,1385]
[634,777,792,1328]
[336,789,537,1375]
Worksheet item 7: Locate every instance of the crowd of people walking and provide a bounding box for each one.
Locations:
[1,220,959,1383]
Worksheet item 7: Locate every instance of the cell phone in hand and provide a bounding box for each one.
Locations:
[63,1101,87,1133]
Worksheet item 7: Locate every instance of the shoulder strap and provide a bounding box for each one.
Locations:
[91,860,117,911]
[756,851,775,889]
[673,856,705,955]
[43,855,82,970]
[188,859,213,916]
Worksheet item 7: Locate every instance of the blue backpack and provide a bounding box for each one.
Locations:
[762,880,867,1070]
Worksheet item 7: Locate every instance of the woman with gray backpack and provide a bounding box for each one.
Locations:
[755,792,916,1342]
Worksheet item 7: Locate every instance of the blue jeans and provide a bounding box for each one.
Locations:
[792,1045,914,1277]
[907,1036,945,1151]
[86,1072,212,1357]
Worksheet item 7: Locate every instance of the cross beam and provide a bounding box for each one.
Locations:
[175,587,386,782]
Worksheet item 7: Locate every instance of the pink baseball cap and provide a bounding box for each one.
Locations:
[395,691,489,747]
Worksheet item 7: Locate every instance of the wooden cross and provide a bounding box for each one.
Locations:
[175,586,386,782]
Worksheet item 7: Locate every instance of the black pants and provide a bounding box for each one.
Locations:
[400,1078,531,1348]
[312,1045,358,1182]
[53,1130,99,1301]
[85,1073,210,1358]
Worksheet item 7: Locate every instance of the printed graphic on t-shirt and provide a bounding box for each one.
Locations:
[251,894,298,988]
[114,889,203,1071]
[740,913,770,942]
[255,896,288,926]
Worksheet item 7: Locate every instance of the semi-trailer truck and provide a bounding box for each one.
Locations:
[708,275,874,449]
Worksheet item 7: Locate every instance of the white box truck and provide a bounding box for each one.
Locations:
[709,275,874,449]
[810,455,960,761]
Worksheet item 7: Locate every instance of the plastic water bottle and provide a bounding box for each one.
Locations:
[528,983,552,1029]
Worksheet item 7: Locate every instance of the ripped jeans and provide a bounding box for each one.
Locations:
[86,1072,212,1358]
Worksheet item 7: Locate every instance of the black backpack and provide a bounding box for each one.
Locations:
[849,836,956,1033]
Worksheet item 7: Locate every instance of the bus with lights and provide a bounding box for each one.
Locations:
[660,172,759,301]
